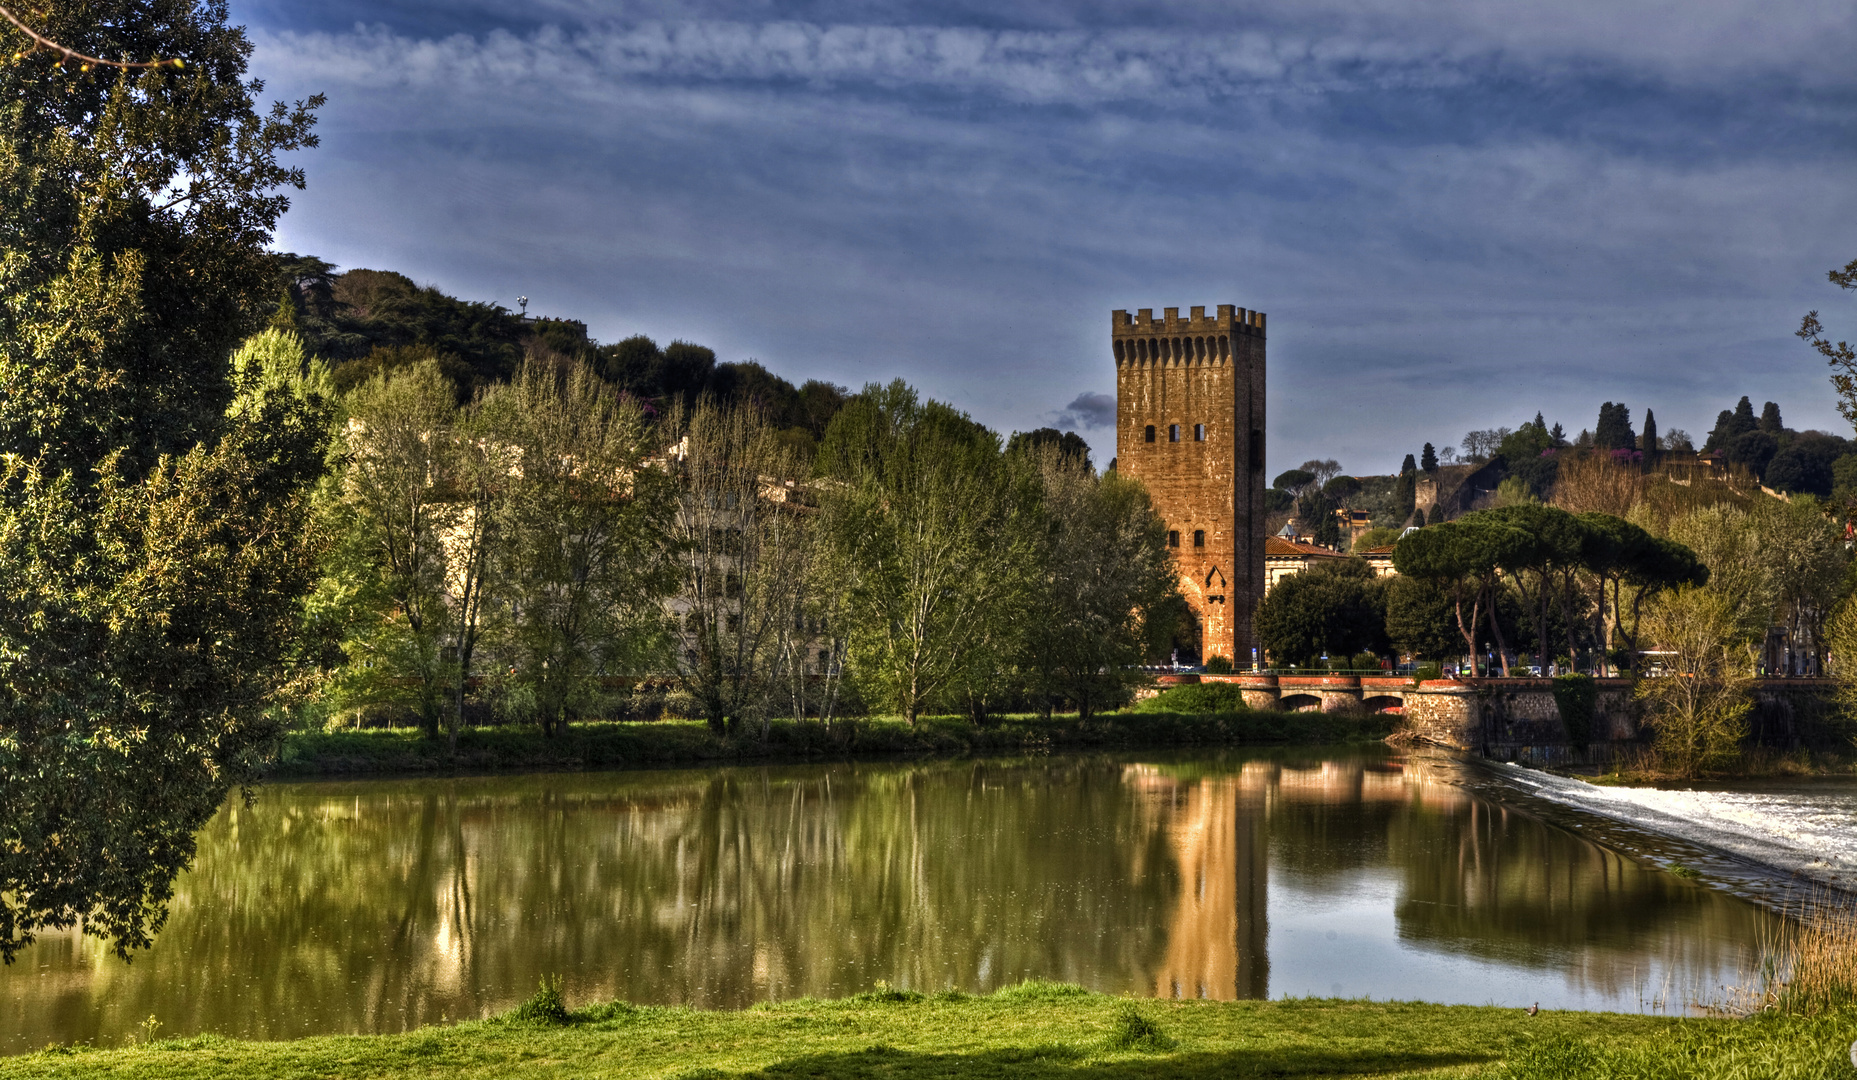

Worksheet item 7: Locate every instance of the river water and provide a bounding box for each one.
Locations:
[0,748,1811,1052]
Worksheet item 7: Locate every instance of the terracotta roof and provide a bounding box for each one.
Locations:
[1265,536,1347,558]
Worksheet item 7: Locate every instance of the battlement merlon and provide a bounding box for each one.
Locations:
[1110,306,1266,335]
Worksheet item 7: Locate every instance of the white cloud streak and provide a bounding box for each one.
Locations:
[255,2,1857,109]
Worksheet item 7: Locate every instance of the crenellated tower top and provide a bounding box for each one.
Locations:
[1110,305,1265,365]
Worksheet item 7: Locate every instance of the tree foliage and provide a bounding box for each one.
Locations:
[813,381,1039,723]
[0,1,327,962]
[492,361,678,736]
[1635,587,1754,776]
[1799,256,1857,427]
[1019,449,1178,716]
[666,397,810,736]
[1254,558,1387,667]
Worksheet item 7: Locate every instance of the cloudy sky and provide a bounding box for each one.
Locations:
[244,0,1857,474]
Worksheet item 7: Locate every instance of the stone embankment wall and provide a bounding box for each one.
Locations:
[1181,672,1839,764]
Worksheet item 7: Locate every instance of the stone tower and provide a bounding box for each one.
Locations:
[1113,305,1266,666]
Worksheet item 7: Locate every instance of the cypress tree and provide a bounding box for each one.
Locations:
[1705,409,1735,452]
[1759,401,1783,434]
[1731,396,1757,439]
[1401,452,1417,475]
[1421,443,1438,473]
[1594,402,1638,451]
[1641,409,1659,471]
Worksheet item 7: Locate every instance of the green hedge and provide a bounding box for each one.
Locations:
[267,707,1397,778]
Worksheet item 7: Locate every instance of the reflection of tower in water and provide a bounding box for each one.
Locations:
[1147,772,1270,1000]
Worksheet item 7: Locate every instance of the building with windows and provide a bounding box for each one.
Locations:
[1113,305,1267,665]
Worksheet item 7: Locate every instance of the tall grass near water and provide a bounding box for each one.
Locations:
[1754,894,1857,1017]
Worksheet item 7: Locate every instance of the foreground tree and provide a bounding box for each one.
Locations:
[1799,254,1857,426]
[0,3,325,961]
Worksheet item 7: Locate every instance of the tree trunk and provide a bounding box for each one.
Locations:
[1487,586,1512,676]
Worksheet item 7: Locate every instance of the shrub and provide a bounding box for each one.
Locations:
[1104,1004,1175,1052]
[508,975,570,1024]
[850,980,924,1004]
[1552,673,1599,746]
[1130,683,1251,714]
[1203,654,1235,674]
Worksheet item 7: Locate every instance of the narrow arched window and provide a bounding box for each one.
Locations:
[1167,530,1180,548]
[1194,423,1205,441]
[1193,529,1205,547]
[1168,424,1180,442]
[1144,424,1156,443]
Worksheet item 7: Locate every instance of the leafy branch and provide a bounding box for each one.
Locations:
[1800,257,1857,427]
[1,3,184,70]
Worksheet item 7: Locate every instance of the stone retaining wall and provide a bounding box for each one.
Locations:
[1160,672,1840,759]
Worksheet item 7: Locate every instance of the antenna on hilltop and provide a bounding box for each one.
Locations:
[517,295,529,319]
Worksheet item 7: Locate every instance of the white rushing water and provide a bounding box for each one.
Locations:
[1498,766,1857,891]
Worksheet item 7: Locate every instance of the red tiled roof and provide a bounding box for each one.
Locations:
[1265,536,1347,558]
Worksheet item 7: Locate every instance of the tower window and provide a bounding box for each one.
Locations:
[1144,424,1156,443]
[1193,529,1205,547]
[1194,423,1205,441]
[1167,530,1180,548]
[1168,424,1180,442]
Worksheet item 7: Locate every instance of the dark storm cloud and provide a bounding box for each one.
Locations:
[246,1,1857,474]
[1055,392,1116,431]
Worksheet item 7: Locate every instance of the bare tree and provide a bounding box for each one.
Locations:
[490,360,679,736]
[1636,587,1754,777]
[666,399,810,736]
[1300,458,1342,487]
[336,360,459,736]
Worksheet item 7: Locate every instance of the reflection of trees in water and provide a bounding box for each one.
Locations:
[2,753,1784,1053]
[5,760,1183,1050]
[1259,756,1778,997]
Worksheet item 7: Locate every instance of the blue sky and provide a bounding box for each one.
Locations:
[244,0,1857,474]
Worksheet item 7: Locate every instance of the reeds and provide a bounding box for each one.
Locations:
[1750,893,1857,1016]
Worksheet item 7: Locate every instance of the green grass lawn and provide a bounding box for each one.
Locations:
[7,981,1852,1080]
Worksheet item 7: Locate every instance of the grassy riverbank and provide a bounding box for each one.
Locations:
[1587,745,1857,784]
[265,707,1394,777]
[5,982,1851,1079]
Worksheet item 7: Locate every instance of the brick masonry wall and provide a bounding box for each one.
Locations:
[1113,305,1266,666]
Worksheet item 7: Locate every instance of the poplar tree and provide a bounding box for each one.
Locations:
[813,382,1039,724]
[1,2,326,961]
[494,361,678,737]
